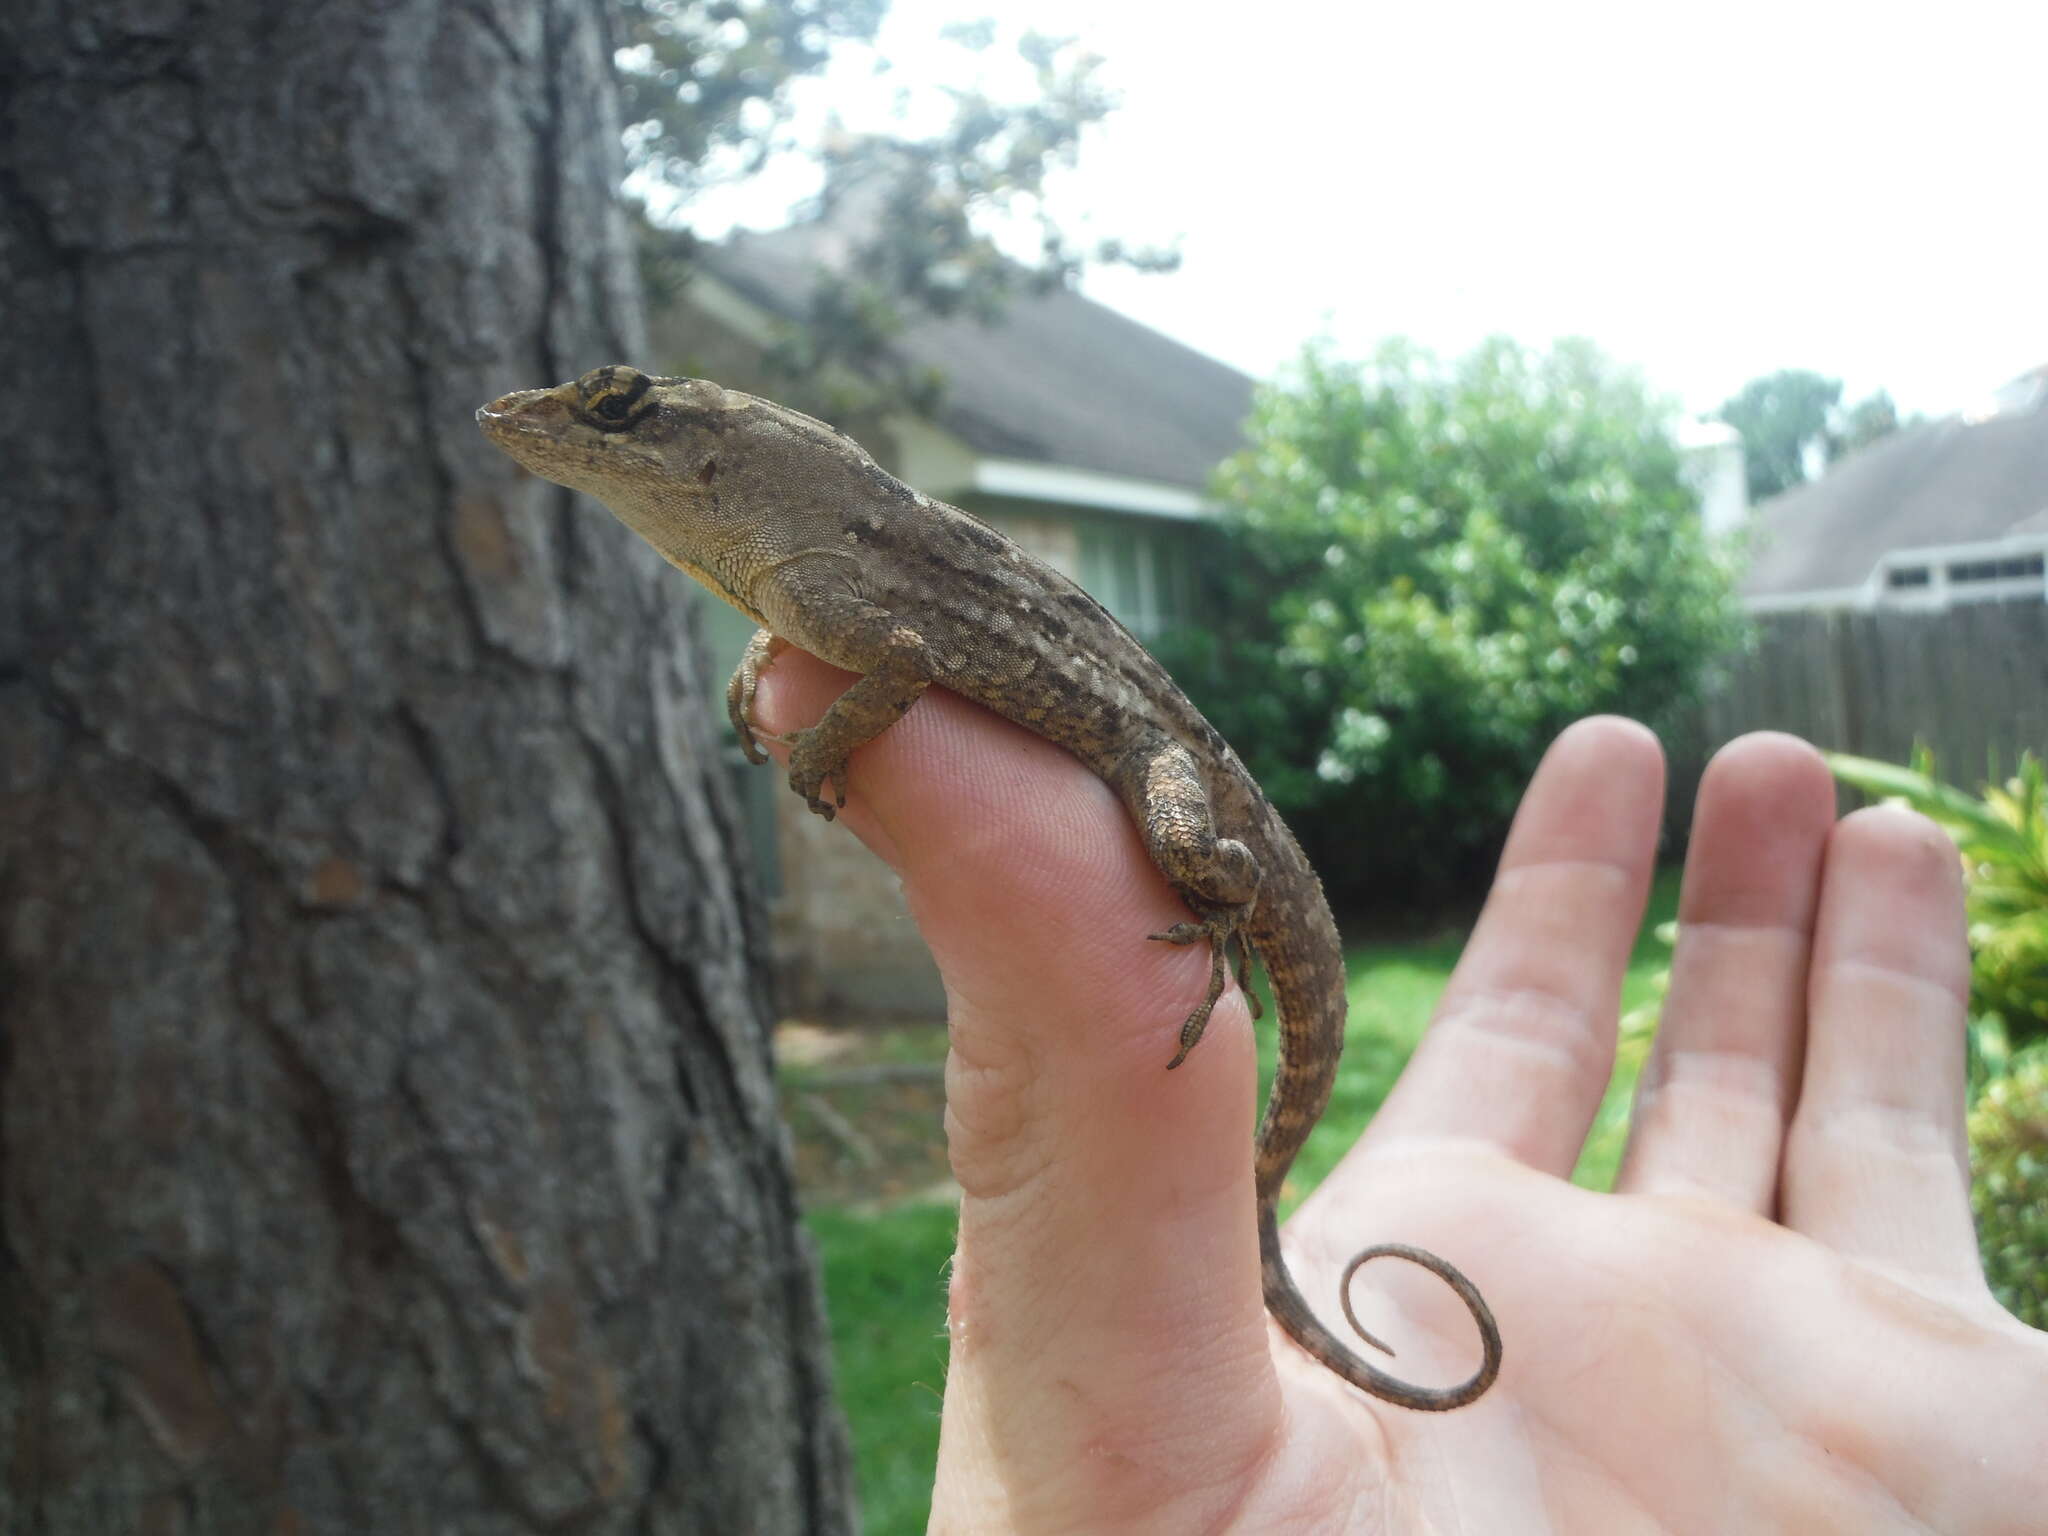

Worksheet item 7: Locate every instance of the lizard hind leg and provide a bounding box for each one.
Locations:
[1123,735,1265,1069]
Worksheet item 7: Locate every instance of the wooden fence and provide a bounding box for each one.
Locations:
[1664,602,2048,843]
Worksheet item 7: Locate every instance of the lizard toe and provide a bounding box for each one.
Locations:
[1160,909,1238,1069]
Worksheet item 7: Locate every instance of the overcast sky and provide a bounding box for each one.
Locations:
[685,0,2047,420]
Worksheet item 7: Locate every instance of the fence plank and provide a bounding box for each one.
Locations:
[1666,602,2048,843]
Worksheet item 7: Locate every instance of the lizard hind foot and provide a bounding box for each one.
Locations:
[1153,911,1240,1069]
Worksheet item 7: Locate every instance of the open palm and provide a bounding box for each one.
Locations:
[751,656,2047,1534]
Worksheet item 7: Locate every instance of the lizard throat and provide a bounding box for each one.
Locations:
[652,545,765,625]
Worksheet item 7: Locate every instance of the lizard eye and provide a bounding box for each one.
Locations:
[576,366,653,430]
[697,458,717,484]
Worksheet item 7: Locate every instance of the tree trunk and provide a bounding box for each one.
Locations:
[0,3,853,1531]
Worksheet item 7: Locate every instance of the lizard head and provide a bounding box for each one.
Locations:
[478,366,865,616]
[475,365,745,506]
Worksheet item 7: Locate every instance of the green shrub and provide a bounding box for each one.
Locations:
[1827,750,2048,1065]
[1827,749,2048,1323]
[1161,337,1746,904]
[1970,1050,2048,1329]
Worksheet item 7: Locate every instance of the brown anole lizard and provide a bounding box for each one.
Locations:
[477,366,1503,1411]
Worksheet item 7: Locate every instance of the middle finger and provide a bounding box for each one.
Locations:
[1614,733,1836,1209]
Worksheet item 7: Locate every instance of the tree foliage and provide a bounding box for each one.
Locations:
[1969,1053,2048,1329]
[614,3,1170,409]
[1717,368,1918,502]
[1163,338,1747,905]
[1836,387,1906,456]
[615,0,892,193]
[1718,368,1842,502]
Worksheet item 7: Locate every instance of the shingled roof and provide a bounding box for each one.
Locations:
[1742,367,2048,601]
[696,220,1256,493]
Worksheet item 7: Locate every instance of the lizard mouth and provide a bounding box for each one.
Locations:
[475,387,595,489]
[476,384,664,498]
[475,388,561,441]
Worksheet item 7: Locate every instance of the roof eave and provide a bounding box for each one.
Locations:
[969,458,1211,520]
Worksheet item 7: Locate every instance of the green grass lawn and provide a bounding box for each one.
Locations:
[797,867,1684,1536]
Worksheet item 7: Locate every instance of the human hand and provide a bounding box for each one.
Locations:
[751,655,2048,1534]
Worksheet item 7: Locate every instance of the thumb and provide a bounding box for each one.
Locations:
[751,650,1286,1524]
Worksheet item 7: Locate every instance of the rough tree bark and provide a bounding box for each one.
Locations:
[0,2,853,1530]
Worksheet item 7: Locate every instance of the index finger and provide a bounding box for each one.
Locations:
[1362,717,1664,1175]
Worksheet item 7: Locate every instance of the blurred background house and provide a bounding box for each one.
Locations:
[1668,361,2048,838]
[1678,416,1750,543]
[1743,364,2048,613]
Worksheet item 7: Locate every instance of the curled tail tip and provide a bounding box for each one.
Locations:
[1338,1242,1503,1412]
[1352,1326,1397,1359]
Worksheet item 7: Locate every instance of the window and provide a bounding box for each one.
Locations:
[1946,554,2045,584]
[1881,544,2044,607]
[1077,521,1192,641]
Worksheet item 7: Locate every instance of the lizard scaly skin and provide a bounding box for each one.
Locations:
[477,366,1502,1411]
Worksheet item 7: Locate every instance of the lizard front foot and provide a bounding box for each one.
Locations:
[726,628,786,765]
[786,729,851,820]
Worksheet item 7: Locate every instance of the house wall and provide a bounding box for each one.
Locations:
[1665,602,2048,844]
[889,413,980,499]
[1747,532,2048,614]
[964,495,1198,643]
[972,499,1084,578]
[768,786,947,1018]
[1678,422,1748,541]
[650,277,780,394]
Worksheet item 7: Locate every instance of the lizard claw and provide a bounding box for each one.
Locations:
[1234,935,1263,1021]
[1158,909,1243,1069]
[726,629,786,764]
[731,726,784,766]
[787,731,852,820]
[794,775,845,820]
[738,725,789,765]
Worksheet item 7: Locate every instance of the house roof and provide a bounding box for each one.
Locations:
[1741,367,2048,599]
[697,220,1256,493]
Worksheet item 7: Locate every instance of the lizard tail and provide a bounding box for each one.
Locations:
[1259,1206,1502,1412]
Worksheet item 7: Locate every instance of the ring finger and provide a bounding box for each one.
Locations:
[1780,804,1980,1295]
